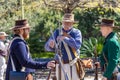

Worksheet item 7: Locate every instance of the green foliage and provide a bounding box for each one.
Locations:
[32,52,54,59]
[27,29,46,54]
[80,37,103,57]
[27,9,62,55]
[80,37,97,57]
[74,7,120,38]
[1,1,120,58]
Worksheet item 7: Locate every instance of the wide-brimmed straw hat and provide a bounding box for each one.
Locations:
[97,19,120,29]
[62,13,78,23]
[0,32,8,36]
[12,19,30,30]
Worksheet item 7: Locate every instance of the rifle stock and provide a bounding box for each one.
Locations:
[94,46,98,80]
[46,70,52,80]
[57,54,69,80]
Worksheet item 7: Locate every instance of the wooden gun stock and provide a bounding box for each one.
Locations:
[46,70,52,80]
[94,46,98,80]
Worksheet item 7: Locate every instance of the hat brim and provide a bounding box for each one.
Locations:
[62,20,78,23]
[11,26,30,30]
[95,24,120,29]
[0,34,8,36]
[4,34,8,36]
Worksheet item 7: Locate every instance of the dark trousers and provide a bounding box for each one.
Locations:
[107,75,117,80]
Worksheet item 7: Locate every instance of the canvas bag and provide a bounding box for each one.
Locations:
[9,55,28,80]
[8,37,28,80]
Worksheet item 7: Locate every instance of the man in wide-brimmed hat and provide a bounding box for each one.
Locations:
[45,13,82,80]
[98,19,120,80]
[0,32,8,80]
[5,19,55,80]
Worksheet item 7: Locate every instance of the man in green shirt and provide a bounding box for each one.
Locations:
[98,19,120,80]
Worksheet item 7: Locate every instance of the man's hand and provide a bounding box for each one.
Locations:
[102,76,107,80]
[47,60,55,69]
[49,40,55,48]
[57,36,66,41]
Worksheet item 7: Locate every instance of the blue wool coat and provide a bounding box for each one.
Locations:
[5,34,48,80]
[45,27,82,62]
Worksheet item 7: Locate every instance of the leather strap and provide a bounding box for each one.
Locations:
[58,65,61,80]
[102,52,108,71]
[103,52,108,63]
[63,41,73,61]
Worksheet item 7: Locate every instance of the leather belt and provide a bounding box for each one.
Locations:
[56,60,69,64]
[63,60,69,64]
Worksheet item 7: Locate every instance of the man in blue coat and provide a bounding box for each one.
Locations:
[5,19,55,80]
[45,13,82,80]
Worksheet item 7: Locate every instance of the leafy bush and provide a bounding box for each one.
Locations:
[32,52,54,59]
[80,37,103,58]
[74,7,120,38]
[1,1,120,58]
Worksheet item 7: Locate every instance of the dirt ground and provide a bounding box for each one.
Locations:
[34,68,102,80]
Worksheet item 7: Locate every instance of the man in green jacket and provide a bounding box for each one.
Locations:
[98,19,120,80]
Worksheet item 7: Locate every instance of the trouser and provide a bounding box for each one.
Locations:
[111,66,120,80]
[111,72,120,80]
[103,66,119,80]
[117,73,120,80]
[0,56,6,80]
[107,76,114,80]
[56,63,80,80]
[26,73,33,80]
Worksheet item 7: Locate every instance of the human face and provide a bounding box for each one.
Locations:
[62,22,73,30]
[23,28,30,39]
[0,36,6,41]
[100,26,112,37]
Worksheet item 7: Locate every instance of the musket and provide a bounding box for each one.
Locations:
[94,46,98,80]
[56,54,69,80]
[46,27,56,80]
[46,21,69,80]
[46,70,52,80]
[56,21,69,80]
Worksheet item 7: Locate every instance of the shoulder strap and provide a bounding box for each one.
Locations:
[103,52,108,63]
[8,37,26,71]
[10,55,16,71]
[71,48,79,58]
[61,29,79,59]
[63,41,73,61]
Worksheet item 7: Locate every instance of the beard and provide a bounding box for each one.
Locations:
[23,33,29,39]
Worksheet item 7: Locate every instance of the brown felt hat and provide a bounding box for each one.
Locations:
[12,19,30,30]
[97,19,119,29]
[62,13,78,23]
